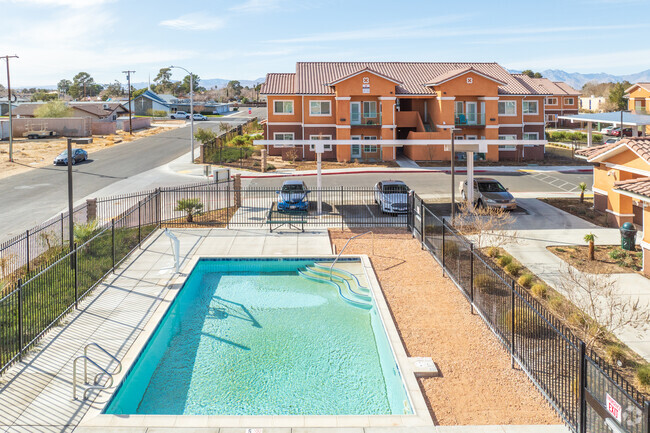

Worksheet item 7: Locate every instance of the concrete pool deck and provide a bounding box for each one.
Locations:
[0,228,569,433]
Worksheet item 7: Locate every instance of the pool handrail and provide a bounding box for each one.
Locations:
[330,231,373,281]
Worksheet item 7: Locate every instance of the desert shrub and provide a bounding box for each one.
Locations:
[74,220,100,245]
[497,255,512,267]
[175,198,204,223]
[606,345,627,367]
[475,273,508,296]
[474,274,492,291]
[531,283,548,299]
[505,262,521,276]
[487,246,499,258]
[443,241,459,259]
[425,224,443,236]
[501,307,549,338]
[253,161,260,167]
[266,164,276,171]
[518,273,533,288]
[637,364,650,386]
[568,312,586,327]
[548,295,564,312]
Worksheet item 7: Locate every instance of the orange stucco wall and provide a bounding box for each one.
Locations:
[267,95,302,123]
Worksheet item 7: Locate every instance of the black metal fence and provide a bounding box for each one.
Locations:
[408,192,649,433]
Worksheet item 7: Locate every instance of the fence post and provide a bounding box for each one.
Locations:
[74,242,78,309]
[155,188,161,226]
[61,213,64,246]
[470,243,474,314]
[511,280,516,369]
[420,199,424,250]
[25,230,30,274]
[18,278,23,361]
[138,200,142,247]
[642,400,649,433]
[234,174,242,208]
[578,341,586,433]
[340,186,344,230]
[441,218,446,277]
[111,218,115,273]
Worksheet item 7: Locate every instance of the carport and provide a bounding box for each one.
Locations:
[558,111,650,147]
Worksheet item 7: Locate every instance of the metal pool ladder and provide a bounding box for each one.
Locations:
[330,231,373,280]
[72,342,122,400]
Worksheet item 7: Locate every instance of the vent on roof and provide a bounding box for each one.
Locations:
[102,103,110,110]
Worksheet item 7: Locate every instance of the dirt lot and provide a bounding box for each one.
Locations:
[548,244,643,275]
[0,127,167,180]
[329,229,561,425]
[539,198,608,227]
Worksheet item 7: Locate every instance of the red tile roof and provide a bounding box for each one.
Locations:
[262,62,554,96]
[260,73,295,94]
[511,76,580,96]
[575,137,650,163]
[554,81,581,96]
[614,177,650,199]
[426,67,506,86]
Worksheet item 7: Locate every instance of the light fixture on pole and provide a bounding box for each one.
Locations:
[169,65,194,163]
[1,54,18,162]
[122,70,135,135]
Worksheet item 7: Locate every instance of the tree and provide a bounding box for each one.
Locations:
[57,79,72,96]
[584,233,596,260]
[521,70,543,78]
[178,73,204,94]
[132,87,148,98]
[254,83,262,101]
[608,81,632,111]
[558,265,650,349]
[69,72,102,98]
[227,80,243,98]
[30,91,57,102]
[578,182,587,203]
[175,198,204,223]
[451,201,518,250]
[103,80,124,98]
[154,67,173,93]
[33,100,73,118]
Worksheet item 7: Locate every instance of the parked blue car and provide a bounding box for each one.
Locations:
[277,180,310,212]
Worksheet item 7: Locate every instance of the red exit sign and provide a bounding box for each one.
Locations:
[606,393,622,423]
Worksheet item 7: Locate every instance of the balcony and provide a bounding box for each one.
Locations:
[634,108,647,115]
[454,112,486,127]
[351,112,382,126]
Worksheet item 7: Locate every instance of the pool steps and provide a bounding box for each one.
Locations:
[304,266,371,301]
[297,267,372,310]
[312,263,370,293]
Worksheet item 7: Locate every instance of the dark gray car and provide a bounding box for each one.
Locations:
[53,148,88,165]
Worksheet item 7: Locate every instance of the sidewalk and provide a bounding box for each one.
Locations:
[503,226,650,361]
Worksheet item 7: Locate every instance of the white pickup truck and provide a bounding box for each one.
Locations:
[170,111,189,119]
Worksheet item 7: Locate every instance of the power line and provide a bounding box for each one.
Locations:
[122,70,135,135]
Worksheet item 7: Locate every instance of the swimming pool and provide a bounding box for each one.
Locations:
[104,257,413,416]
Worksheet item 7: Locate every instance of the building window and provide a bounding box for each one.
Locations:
[309,101,331,116]
[455,101,464,114]
[273,100,294,114]
[273,132,294,140]
[498,134,517,151]
[523,132,539,140]
[564,97,574,106]
[309,135,332,151]
[498,100,516,116]
[547,114,556,122]
[363,145,378,153]
[546,97,557,105]
[522,100,538,115]
[363,101,377,118]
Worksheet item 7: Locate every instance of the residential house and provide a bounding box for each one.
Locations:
[260,62,554,162]
[0,96,30,116]
[128,89,232,116]
[11,101,129,121]
[580,95,607,113]
[626,83,650,135]
[576,137,650,275]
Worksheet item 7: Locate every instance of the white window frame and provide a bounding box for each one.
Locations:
[546,97,557,105]
[363,135,378,153]
[309,100,331,117]
[273,132,294,140]
[273,100,294,115]
[362,101,377,118]
[522,100,538,115]
[309,134,332,151]
[498,134,517,151]
[547,114,556,122]
[498,100,517,116]
[455,101,464,114]
[564,97,574,106]
[523,132,539,140]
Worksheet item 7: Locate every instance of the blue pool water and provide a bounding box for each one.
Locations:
[104,258,412,416]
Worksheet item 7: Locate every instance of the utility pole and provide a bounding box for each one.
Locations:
[2,55,19,162]
[122,70,135,135]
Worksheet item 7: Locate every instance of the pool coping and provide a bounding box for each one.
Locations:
[78,254,434,429]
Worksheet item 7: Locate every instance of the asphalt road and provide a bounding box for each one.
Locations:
[0,109,264,240]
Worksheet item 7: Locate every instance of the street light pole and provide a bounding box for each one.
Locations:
[67,138,74,254]
[2,55,19,162]
[450,128,456,221]
[122,70,135,135]
[169,65,194,163]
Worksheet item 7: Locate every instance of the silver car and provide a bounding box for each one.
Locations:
[460,177,516,210]
[374,180,409,214]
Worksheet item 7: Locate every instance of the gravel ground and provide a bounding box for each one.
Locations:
[329,228,561,425]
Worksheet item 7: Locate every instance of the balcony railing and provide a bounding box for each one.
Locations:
[634,108,647,115]
[351,112,381,126]
[455,112,486,126]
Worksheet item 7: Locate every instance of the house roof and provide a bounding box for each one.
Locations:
[575,137,650,163]
[425,67,506,86]
[614,177,650,200]
[260,73,296,94]
[511,76,580,96]
[262,62,554,96]
[328,67,403,85]
[554,81,581,96]
[625,83,650,94]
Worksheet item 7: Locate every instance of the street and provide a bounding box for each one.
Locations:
[0,108,264,240]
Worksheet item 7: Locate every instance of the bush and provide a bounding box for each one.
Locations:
[266,164,276,171]
[175,198,204,223]
[505,262,521,276]
[637,364,650,386]
[606,345,627,367]
[74,220,100,245]
[518,273,533,288]
[425,224,443,236]
[443,241,459,259]
[501,307,548,338]
[487,246,499,258]
[548,295,563,311]
[497,255,513,267]
[531,283,548,299]
[609,248,625,260]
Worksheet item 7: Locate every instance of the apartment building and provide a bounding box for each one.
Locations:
[627,83,650,115]
[261,62,554,162]
[519,78,580,127]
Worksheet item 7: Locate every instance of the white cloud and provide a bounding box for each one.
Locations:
[504,49,650,74]
[229,0,281,13]
[159,13,225,31]
[0,0,114,8]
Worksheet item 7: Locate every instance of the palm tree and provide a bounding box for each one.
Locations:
[578,182,587,203]
[175,198,204,223]
[584,233,596,260]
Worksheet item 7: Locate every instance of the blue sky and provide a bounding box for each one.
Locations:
[1,0,649,87]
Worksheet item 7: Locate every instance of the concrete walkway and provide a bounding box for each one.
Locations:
[0,228,332,432]
[396,154,421,168]
[501,201,650,361]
